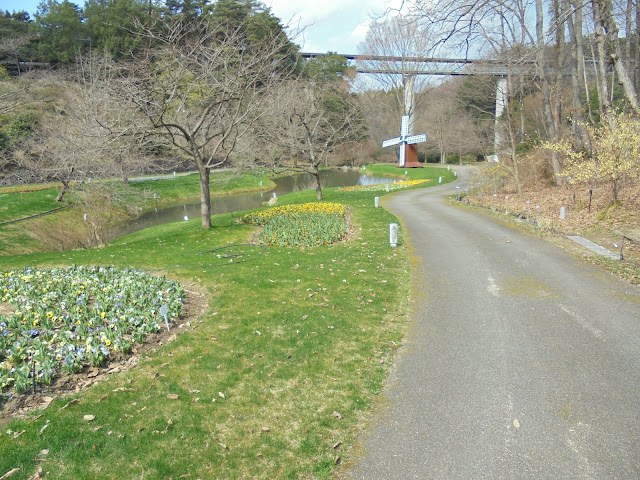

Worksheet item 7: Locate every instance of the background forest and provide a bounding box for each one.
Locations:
[1,0,639,232]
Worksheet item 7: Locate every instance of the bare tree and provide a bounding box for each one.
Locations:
[119,19,296,228]
[358,15,435,131]
[74,52,156,184]
[253,59,366,200]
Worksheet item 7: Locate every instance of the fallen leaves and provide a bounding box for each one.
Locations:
[38,421,50,436]
[61,399,80,410]
[112,387,137,393]
[0,468,21,480]
[166,394,180,400]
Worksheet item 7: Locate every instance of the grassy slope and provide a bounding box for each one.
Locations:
[0,172,274,256]
[0,166,451,479]
[127,172,275,208]
[0,188,62,224]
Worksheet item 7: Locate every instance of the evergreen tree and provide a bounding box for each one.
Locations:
[35,0,87,64]
[84,0,146,59]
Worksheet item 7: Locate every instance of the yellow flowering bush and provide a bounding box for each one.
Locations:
[544,113,640,203]
[243,202,348,247]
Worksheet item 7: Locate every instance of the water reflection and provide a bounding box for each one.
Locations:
[118,170,389,237]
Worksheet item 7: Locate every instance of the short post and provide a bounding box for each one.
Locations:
[386,184,390,192]
[389,223,398,247]
[613,242,624,261]
[160,304,170,332]
[559,206,566,220]
[374,196,380,208]
[456,186,461,201]
[173,171,176,177]
[83,213,88,222]
[438,176,442,184]
[272,192,277,198]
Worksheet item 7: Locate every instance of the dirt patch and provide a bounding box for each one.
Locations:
[0,280,209,427]
[0,303,16,317]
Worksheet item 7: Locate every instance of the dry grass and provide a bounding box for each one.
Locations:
[464,164,640,283]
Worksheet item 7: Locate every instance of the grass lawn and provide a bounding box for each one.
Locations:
[0,171,274,256]
[0,165,452,479]
[128,172,275,208]
[364,163,457,183]
[0,188,62,224]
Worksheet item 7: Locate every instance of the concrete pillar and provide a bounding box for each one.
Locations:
[494,77,509,153]
[403,75,416,134]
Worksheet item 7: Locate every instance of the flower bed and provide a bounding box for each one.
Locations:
[243,202,348,247]
[338,179,431,192]
[0,266,183,397]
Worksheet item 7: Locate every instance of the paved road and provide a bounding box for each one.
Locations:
[341,167,640,479]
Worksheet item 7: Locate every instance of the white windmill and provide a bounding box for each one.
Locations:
[382,115,427,168]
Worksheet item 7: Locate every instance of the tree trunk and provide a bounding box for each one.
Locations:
[197,160,212,229]
[312,165,323,200]
[566,0,589,149]
[536,0,562,184]
[506,70,522,195]
[599,0,640,113]
[56,181,69,202]
[636,0,640,94]
[592,0,615,125]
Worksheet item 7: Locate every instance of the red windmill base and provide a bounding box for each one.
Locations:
[402,144,423,168]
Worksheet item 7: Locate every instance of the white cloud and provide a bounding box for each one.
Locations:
[268,0,406,53]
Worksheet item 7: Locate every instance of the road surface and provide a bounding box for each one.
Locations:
[341,167,640,479]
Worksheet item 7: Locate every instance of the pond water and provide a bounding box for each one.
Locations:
[117,169,390,237]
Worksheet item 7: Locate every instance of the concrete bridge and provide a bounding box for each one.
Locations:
[300,52,516,153]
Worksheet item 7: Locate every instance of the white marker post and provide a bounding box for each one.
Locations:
[160,304,170,332]
[389,223,398,247]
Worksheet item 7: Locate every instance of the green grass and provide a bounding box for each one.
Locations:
[0,171,275,256]
[0,172,274,225]
[128,172,274,207]
[0,165,451,479]
[0,188,62,224]
[364,163,457,183]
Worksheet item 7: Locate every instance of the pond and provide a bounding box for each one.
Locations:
[117,169,391,237]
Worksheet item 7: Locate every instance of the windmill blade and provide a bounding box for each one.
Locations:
[398,145,406,167]
[382,137,402,148]
[406,134,427,145]
[401,115,410,136]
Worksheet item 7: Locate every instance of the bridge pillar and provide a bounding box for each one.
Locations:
[403,74,416,134]
[494,77,509,153]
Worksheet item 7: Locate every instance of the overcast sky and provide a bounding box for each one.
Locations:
[0,0,405,53]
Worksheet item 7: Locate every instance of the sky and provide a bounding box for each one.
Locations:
[0,0,405,54]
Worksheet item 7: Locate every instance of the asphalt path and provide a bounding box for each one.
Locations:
[341,167,640,479]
